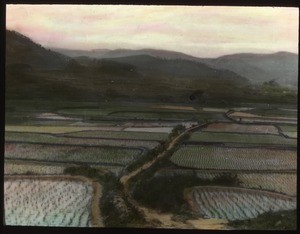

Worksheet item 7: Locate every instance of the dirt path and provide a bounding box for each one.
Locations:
[119,124,229,230]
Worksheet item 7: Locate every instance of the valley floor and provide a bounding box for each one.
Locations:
[4,101,297,230]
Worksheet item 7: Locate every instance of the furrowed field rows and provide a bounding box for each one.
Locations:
[5,125,124,134]
[229,111,297,120]
[4,161,66,175]
[108,111,215,120]
[188,132,297,146]
[201,123,279,134]
[154,170,296,196]
[5,143,142,166]
[5,159,124,177]
[61,130,169,140]
[237,118,297,125]
[237,173,297,196]
[5,132,161,149]
[123,127,173,133]
[186,186,296,221]
[4,177,101,227]
[243,108,297,118]
[228,112,297,124]
[170,146,296,170]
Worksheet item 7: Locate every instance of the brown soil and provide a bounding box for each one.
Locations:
[151,105,196,111]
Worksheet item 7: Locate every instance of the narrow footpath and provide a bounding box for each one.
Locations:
[119,123,229,229]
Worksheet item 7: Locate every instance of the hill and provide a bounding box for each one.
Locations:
[50,47,201,61]
[5,30,297,106]
[53,46,298,89]
[6,30,70,70]
[200,52,298,89]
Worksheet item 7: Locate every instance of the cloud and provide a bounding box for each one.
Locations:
[6,5,298,57]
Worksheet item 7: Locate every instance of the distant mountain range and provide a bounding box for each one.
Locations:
[200,52,298,88]
[5,30,298,105]
[51,47,298,89]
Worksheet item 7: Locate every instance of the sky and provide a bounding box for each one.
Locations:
[6,5,299,58]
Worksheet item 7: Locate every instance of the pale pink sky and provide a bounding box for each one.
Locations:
[6,5,299,58]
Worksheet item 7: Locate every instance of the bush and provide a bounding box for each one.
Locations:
[229,209,297,230]
[213,173,241,186]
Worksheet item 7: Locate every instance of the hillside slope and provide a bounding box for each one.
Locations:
[6,30,70,70]
[5,30,296,106]
[200,52,298,88]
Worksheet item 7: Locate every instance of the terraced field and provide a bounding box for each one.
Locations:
[4,105,297,229]
[154,169,296,196]
[61,130,169,140]
[185,186,296,221]
[5,125,124,134]
[188,132,297,146]
[228,112,297,124]
[4,161,66,175]
[108,111,214,120]
[170,146,296,170]
[4,176,102,227]
[5,143,142,166]
[201,123,279,134]
[5,132,160,149]
[124,127,173,133]
[244,108,297,118]
[278,125,298,138]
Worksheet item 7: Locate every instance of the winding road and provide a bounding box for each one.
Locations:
[119,123,229,229]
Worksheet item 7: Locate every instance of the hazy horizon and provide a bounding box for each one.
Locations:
[6,5,299,58]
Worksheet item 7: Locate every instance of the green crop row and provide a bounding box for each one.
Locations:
[5,143,141,166]
[170,146,296,170]
[188,132,297,146]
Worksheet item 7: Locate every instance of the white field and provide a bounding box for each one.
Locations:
[4,177,101,227]
[187,186,296,221]
[36,113,80,121]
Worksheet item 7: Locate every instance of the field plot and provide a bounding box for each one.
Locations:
[121,120,197,128]
[228,112,297,124]
[5,125,124,134]
[150,105,196,111]
[5,132,160,149]
[201,123,279,134]
[170,146,296,170]
[4,176,102,227]
[237,173,297,196]
[278,125,297,138]
[244,108,297,118]
[57,108,111,117]
[124,127,173,133]
[5,143,142,166]
[202,108,229,113]
[188,132,296,146]
[186,186,296,221]
[62,130,169,140]
[108,111,214,121]
[36,112,79,121]
[154,169,296,196]
[4,160,66,175]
